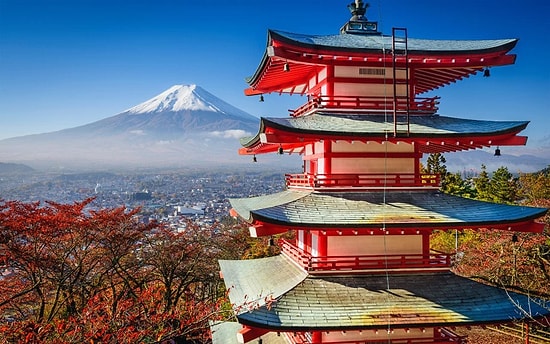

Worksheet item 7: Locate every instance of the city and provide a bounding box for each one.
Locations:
[0,167,291,228]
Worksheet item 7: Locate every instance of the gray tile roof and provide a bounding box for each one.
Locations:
[219,255,308,315]
[219,255,549,330]
[263,113,528,138]
[229,190,546,228]
[271,29,518,54]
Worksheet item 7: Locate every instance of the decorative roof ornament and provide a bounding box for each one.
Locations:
[340,0,380,35]
[347,0,368,20]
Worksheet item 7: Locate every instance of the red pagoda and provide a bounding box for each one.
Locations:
[213,1,549,343]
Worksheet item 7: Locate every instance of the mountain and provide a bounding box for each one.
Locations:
[0,85,267,170]
[442,150,550,174]
[0,162,34,175]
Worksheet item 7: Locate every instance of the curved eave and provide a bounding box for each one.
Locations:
[227,268,549,331]
[238,114,529,155]
[245,30,518,95]
[229,190,547,236]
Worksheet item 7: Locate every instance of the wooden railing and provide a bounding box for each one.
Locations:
[285,173,440,189]
[293,331,466,344]
[280,239,452,273]
[289,95,440,117]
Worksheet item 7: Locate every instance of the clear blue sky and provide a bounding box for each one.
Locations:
[1,0,549,154]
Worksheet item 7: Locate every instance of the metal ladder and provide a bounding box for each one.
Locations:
[392,27,410,137]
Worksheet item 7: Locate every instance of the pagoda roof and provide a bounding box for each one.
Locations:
[270,29,517,55]
[246,30,517,95]
[220,254,549,330]
[239,113,528,154]
[229,189,546,232]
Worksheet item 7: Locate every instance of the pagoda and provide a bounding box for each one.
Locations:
[214,1,549,343]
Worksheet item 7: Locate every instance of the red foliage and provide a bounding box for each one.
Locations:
[0,198,230,343]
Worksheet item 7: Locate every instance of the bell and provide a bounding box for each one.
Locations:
[259,95,264,102]
[283,62,290,72]
[483,68,490,77]
[494,147,501,156]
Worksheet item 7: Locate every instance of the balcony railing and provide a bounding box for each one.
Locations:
[280,239,452,274]
[285,173,440,189]
[293,330,466,344]
[289,95,440,117]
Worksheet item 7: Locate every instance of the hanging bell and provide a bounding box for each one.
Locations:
[283,62,290,72]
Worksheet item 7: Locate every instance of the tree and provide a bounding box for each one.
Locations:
[0,198,231,343]
[488,166,518,204]
[473,164,491,201]
[425,153,447,176]
[454,169,550,301]
[432,166,550,302]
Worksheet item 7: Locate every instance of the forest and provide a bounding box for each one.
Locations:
[0,155,548,343]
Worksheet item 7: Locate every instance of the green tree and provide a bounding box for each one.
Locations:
[441,172,476,198]
[425,153,447,175]
[488,166,518,204]
[473,164,491,201]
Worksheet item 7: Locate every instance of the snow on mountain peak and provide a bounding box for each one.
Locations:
[124,85,257,121]
[126,84,215,114]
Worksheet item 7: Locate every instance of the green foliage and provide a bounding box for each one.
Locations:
[519,170,550,202]
[430,229,480,254]
[427,160,549,300]
[425,153,447,175]
[473,164,491,201]
[487,166,518,204]
[441,172,476,198]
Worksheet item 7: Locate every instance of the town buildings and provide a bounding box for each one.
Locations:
[215,1,549,343]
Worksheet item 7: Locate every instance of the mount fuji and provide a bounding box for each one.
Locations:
[0,85,265,170]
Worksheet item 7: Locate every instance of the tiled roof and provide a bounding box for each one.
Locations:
[229,190,546,228]
[219,255,308,315]
[272,30,518,54]
[220,255,549,330]
[262,113,528,138]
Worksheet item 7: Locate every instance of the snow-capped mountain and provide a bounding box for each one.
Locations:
[126,85,254,121]
[0,85,267,170]
[63,84,259,138]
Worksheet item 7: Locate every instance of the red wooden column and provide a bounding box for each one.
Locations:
[317,231,328,266]
[323,139,332,177]
[311,331,323,343]
[422,231,430,258]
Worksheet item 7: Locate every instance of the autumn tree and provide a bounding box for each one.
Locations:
[0,198,231,343]
[453,169,550,300]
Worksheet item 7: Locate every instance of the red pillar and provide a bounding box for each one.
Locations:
[312,331,323,343]
[422,231,430,258]
[317,231,328,269]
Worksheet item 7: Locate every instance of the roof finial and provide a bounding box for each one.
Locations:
[347,0,369,20]
[341,0,378,35]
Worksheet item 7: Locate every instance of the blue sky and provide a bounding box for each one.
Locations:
[1,0,549,154]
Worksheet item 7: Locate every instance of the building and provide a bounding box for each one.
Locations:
[214,1,549,343]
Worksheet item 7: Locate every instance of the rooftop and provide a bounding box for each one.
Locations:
[229,189,546,232]
[220,255,550,331]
